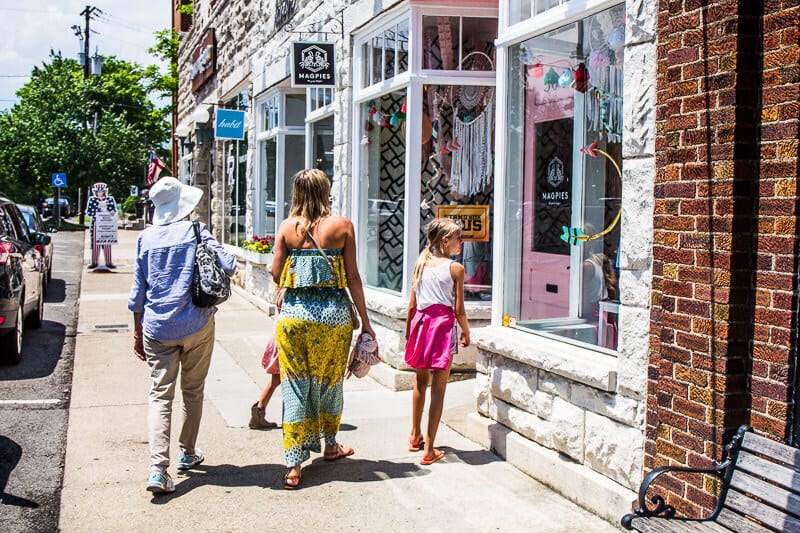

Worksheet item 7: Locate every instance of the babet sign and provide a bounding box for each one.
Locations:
[291,42,335,87]
[215,109,246,140]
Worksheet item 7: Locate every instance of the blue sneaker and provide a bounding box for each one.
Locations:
[146,468,175,494]
[177,449,204,470]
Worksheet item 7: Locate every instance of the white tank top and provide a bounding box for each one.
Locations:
[416,260,454,310]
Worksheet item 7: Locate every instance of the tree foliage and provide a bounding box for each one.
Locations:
[0,50,171,206]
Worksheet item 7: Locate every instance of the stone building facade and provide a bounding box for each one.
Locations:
[172,0,800,526]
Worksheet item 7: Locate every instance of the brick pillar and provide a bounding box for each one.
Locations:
[648,1,768,517]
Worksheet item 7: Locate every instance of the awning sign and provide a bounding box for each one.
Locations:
[291,42,336,87]
[434,204,490,242]
[215,109,245,140]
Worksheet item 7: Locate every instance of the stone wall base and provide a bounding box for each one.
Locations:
[462,412,635,527]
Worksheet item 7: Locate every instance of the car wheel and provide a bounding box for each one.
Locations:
[26,285,44,329]
[0,304,24,364]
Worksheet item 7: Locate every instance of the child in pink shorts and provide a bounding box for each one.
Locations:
[404,219,470,465]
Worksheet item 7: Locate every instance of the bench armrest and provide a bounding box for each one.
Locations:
[621,425,749,530]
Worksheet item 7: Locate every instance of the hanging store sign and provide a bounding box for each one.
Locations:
[291,42,336,87]
[191,29,216,92]
[435,204,490,242]
[215,109,246,140]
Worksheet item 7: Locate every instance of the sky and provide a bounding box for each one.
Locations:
[0,2,172,110]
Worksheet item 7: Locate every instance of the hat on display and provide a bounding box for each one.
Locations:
[149,177,203,226]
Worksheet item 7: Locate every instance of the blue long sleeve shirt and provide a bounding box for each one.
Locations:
[128,220,237,342]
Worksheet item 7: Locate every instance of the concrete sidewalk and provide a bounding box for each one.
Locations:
[59,229,617,532]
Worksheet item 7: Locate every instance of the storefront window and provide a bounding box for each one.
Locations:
[503,4,624,351]
[254,90,305,238]
[309,87,333,113]
[261,138,277,237]
[355,7,497,298]
[360,91,407,292]
[507,0,571,27]
[311,116,334,180]
[421,16,496,71]
[360,20,411,90]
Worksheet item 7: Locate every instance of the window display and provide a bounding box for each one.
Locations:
[354,7,497,299]
[503,4,624,351]
[420,81,494,302]
[361,91,407,292]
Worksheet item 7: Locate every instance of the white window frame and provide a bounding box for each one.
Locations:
[305,87,334,172]
[493,0,625,346]
[254,88,305,237]
[351,4,498,300]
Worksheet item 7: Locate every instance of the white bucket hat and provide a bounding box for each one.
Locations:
[149,177,203,226]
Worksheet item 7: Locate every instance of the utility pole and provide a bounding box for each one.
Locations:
[74,5,102,225]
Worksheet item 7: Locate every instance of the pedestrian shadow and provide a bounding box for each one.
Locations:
[148,458,426,502]
[0,436,39,508]
[433,446,503,466]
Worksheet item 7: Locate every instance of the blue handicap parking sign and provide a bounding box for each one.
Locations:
[51,173,67,188]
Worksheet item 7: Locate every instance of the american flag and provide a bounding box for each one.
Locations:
[147,151,166,185]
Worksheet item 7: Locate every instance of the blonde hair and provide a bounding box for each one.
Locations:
[289,169,332,238]
[412,218,462,289]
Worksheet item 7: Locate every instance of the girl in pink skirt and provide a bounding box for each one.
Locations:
[405,218,470,465]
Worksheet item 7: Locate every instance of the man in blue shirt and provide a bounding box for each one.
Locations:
[128,177,236,494]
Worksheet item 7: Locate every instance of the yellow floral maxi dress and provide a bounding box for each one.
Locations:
[276,248,353,466]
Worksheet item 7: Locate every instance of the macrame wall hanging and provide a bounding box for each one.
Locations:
[448,50,495,197]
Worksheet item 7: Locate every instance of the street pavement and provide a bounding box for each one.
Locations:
[59,228,618,532]
[0,231,84,533]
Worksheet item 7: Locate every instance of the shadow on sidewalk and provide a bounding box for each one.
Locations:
[149,457,431,501]
[0,436,39,508]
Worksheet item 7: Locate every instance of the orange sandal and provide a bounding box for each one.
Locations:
[408,436,424,452]
[420,449,445,465]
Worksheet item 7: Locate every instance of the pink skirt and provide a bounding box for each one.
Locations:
[404,304,456,371]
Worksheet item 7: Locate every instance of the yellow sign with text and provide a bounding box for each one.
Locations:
[434,204,490,242]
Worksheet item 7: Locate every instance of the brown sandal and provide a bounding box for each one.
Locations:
[323,443,354,461]
[284,470,301,490]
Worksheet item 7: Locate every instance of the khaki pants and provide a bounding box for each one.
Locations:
[144,318,215,467]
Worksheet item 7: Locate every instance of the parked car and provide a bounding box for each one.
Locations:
[18,203,54,290]
[0,194,48,363]
[41,196,74,218]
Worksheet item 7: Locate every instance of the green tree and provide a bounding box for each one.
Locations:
[0,50,170,209]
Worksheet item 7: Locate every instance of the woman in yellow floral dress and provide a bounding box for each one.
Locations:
[271,169,375,489]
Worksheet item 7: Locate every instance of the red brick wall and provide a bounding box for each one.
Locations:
[649,0,799,517]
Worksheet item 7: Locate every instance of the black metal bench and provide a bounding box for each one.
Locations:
[622,424,800,532]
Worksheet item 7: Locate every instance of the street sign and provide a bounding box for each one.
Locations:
[130,185,139,197]
[52,173,67,188]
